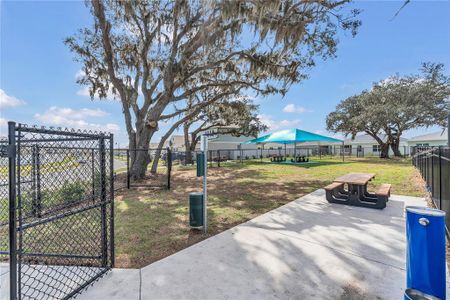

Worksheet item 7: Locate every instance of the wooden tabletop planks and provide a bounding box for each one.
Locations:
[334,173,375,185]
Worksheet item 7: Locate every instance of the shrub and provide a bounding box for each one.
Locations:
[59,181,85,205]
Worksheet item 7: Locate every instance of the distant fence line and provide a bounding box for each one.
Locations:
[111,145,415,191]
[168,145,412,164]
[412,146,450,238]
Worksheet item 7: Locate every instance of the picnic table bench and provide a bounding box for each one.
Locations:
[270,155,286,162]
[291,156,309,163]
[325,173,391,209]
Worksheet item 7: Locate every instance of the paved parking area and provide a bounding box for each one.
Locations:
[75,189,448,300]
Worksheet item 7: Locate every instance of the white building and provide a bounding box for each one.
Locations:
[166,135,186,151]
[343,134,409,156]
[407,129,448,147]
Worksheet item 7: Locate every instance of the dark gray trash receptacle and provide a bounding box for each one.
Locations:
[189,192,204,228]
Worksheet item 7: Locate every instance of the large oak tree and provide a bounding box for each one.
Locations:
[66,0,360,178]
[326,63,450,158]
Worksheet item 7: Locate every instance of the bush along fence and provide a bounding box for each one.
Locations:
[412,146,450,238]
[113,148,172,190]
[1,122,114,300]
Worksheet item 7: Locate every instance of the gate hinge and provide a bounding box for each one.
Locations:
[0,145,15,158]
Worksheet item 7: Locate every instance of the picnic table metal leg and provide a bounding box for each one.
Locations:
[326,186,350,204]
[362,184,377,200]
[347,184,386,209]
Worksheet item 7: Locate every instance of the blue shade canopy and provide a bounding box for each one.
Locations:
[245,129,342,144]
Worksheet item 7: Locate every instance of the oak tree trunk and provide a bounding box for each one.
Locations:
[183,124,193,165]
[379,143,390,159]
[129,124,157,179]
[391,140,403,157]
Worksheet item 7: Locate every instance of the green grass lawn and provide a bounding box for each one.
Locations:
[114,156,426,268]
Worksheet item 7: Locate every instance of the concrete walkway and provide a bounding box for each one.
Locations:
[76,189,449,300]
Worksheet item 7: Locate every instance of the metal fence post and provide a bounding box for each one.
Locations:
[126,150,130,189]
[35,145,41,217]
[99,136,107,267]
[109,134,115,267]
[8,122,17,300]
[91,148,96,200]
[217,150,220,167]
[431,147,434,196]
[447,114,450,147]
[167,147,172,190]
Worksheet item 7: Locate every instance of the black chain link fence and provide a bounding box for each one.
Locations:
[412,146,450,238]
[113,148,172,191]
[2,122,114,300]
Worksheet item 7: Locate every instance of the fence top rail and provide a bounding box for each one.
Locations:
[16,123,113,139]
[115,147,170,151]
[412,146,450,158]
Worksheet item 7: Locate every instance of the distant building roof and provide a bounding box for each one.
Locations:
[344,134,408,144]
[408,129,448,142]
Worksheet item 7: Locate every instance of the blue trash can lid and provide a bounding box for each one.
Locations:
[405,206,445,217]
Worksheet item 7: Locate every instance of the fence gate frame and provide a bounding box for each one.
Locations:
[2,121,114,300]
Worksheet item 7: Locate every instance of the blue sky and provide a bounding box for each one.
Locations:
[1,1,450,146]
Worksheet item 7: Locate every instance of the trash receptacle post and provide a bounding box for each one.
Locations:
[201,135,208,234]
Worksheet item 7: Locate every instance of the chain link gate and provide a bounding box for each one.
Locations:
[1,122,114,300]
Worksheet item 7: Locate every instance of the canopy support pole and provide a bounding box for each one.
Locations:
[284,143,287,158]
[294,142,297,157]
[342,141,345,162]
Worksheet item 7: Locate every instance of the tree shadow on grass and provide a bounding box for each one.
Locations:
[114,165,331,268]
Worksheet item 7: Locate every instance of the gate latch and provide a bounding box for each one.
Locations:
[0,145,14,158]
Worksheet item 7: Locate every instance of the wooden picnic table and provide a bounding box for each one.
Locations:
[334,173,375,185]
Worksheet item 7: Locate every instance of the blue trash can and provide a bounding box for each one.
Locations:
[405,206,446,300]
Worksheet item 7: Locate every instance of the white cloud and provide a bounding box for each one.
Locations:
[258,114,301,131]
[0,118,7,127]
[34,106,119,133]
[282,104,310,114]
[77,86,119,100]
[75,69,85,79]
[0,89,26,108]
